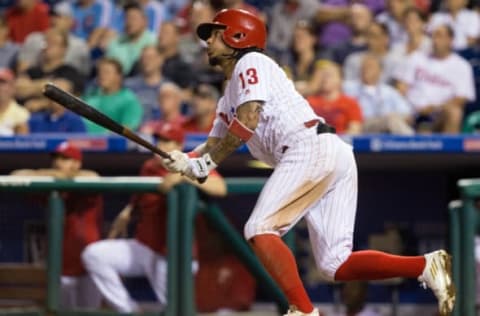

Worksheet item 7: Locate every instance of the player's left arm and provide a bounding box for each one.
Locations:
[208,100,263,164]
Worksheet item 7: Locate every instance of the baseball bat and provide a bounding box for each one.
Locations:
[43,82,172,159]
[43,83,208,183]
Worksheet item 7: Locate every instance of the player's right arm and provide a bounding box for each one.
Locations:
[108,204,133,239]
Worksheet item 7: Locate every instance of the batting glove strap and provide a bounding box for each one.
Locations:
[184,153,217,180]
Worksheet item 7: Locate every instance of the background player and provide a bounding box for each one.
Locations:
[81,122,226,313]
[11,142,102,309]
[163,9,455,316]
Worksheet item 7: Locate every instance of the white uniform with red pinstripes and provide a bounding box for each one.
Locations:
[210,52,357,280]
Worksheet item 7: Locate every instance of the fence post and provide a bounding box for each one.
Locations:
[165,189,179,316]
[47,191,64,314]
[448,200,462,316]
[461,197,476,316]
[177,184,198,316]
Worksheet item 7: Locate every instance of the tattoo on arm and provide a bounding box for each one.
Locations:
[209,101,263,164]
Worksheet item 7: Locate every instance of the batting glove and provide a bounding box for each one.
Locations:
[183,153,217,180]
[162,150,189,173]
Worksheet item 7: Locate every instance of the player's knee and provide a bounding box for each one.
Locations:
[81,242,103,270]
[244,220,279,240]
[314,243,352,281]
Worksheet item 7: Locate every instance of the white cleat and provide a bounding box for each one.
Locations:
[418,249,456,315]
[283,306,320,316]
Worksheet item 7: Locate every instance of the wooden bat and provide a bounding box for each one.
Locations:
[43,83,208,183]
[43,82,172,159]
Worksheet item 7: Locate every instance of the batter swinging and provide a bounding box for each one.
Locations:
[163,9,455,316]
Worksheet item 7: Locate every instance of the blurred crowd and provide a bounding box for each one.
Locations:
[0,0,479,138]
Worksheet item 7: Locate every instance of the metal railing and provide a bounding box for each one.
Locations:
[0,176,289,316]
[449,178,480,316]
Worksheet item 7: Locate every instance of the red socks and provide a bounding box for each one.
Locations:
[250,234,314,313]
[334,250,426,281]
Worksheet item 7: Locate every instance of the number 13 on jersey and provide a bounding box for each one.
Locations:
[239,68,259,89]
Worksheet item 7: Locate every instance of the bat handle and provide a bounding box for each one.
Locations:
[197,177,207,184]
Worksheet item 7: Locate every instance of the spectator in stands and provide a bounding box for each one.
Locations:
[11,142,103,309]
[125,45,167,123]
[315,0,384,47]
[0,17,19,70]
[140,82,186,134]
[281,20,323,96]
[376,0,410,45]
[390,7,431,59]
[106,2,156,76]
[82,122,226,313]
[83,58,143,134]
[69,0,114,42]
[113,0,168,34]
[16,28,86,109]
[29,78,86,133]
[328,4,372,65]
[429,0,480,51]
[0,68,29,136]
[307,60,363,134]
[183,84,219,133]
[6,0,50,43]
[395,23,475,133]
[210,0,265,20]
[178,0,215,66]
[343,21,402,84]
[266,0,320,59]
[157,21,194,89]
[18,3,91,76]
[343,54,414,134]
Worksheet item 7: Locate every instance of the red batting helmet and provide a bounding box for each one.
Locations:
[196,9,266,50]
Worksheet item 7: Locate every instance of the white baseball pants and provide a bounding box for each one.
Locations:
[81,239,168,313]
[244,133,357,281]
[60,274,101,309]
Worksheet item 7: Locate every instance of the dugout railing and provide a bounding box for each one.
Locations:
[449,178,480,316]
[0,176,290,316]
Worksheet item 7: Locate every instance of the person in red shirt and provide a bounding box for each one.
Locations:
[81,122,226,313]
[183,83,219,133]
[11,141,103,309]
[307,60,363,134]
[6,0,50,43]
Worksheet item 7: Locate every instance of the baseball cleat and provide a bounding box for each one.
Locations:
[283,306,320,316]
[418,250,455,315]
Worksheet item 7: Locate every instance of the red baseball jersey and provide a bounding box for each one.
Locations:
[133,158,222,257]
[62,193,103,276]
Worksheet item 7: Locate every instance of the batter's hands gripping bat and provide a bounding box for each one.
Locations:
[43,83,207,183]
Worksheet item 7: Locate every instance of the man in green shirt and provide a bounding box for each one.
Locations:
[83,58,143,134]
[106,2,157,75]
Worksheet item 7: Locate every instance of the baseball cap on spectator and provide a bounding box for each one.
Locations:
[193,84,220,100]
[51,141,83,161]
[153,122,185,144]
[0,68,15,82]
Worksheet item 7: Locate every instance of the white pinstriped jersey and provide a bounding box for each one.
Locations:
[209,52,323,166]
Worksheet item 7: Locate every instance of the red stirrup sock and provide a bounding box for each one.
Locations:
[334,250,426,281]
[250,234,314,313]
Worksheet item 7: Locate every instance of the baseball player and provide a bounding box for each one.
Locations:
[163,9,455,316]
[81,122,226,313]
[11,142,103,309]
